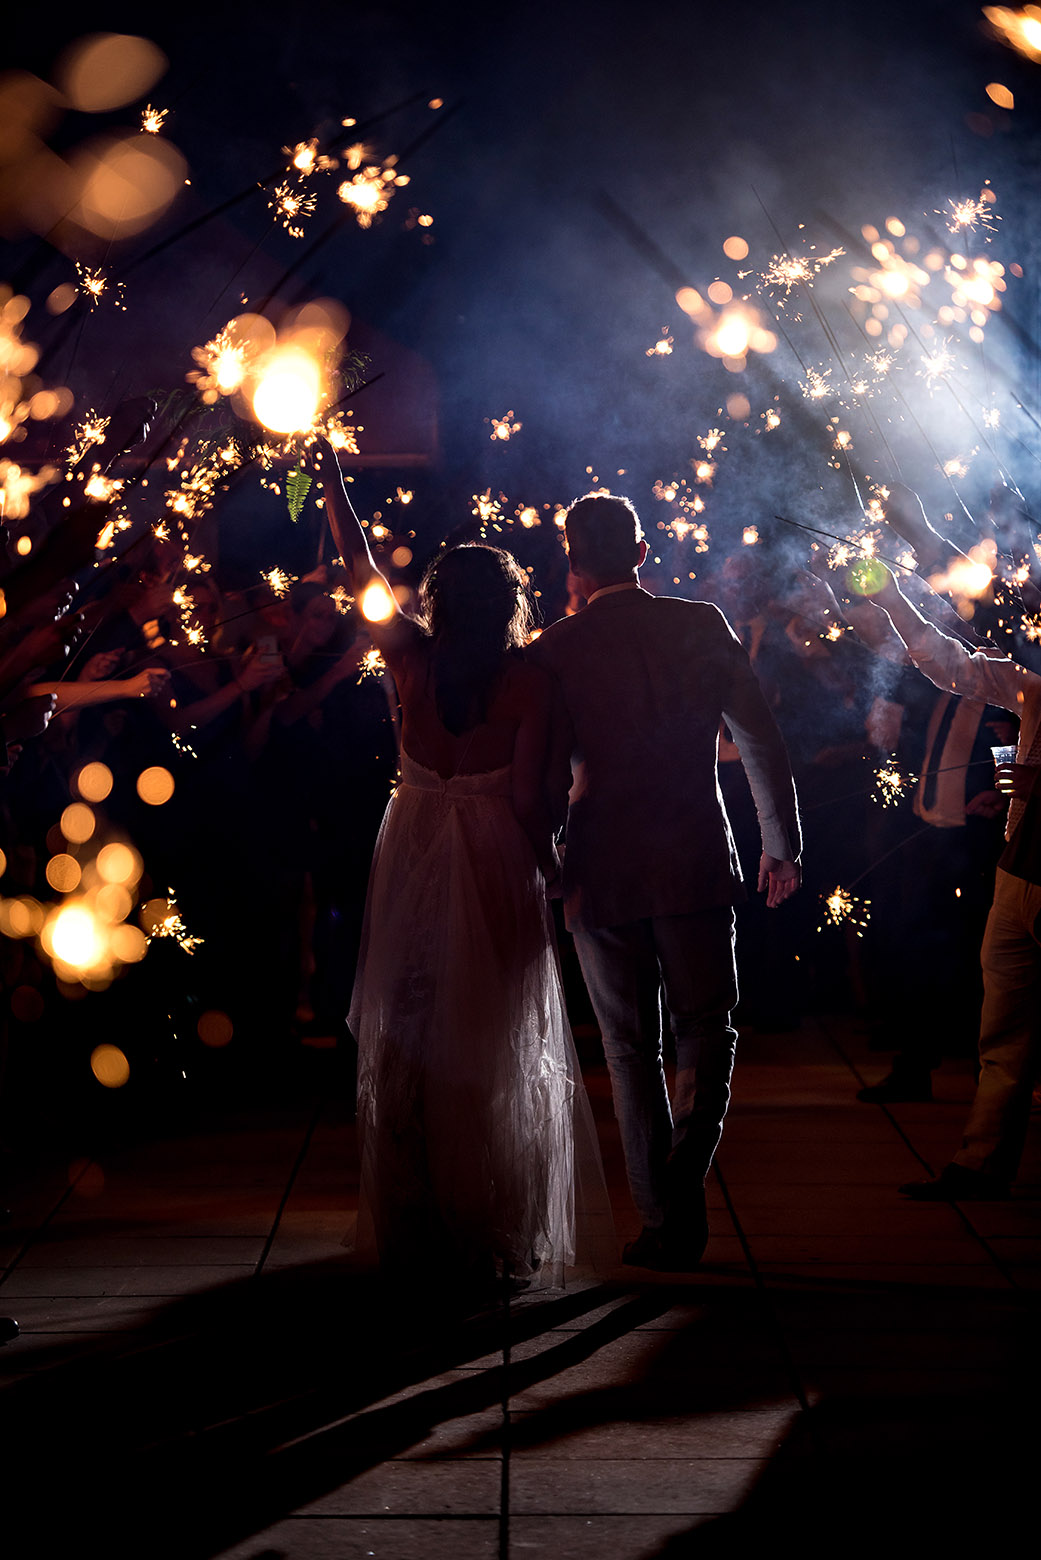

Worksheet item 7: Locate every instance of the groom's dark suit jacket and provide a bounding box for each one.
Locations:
[529,586,801,932]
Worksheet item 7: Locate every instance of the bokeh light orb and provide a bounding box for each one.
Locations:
[251,347,321,434]
[56,34,166,113]
[90,1043,130,1089]
[136,766,174,805]
[846,558,889,597]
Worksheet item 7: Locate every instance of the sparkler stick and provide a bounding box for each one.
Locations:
[772,513,917,574]
[750,189,904,483]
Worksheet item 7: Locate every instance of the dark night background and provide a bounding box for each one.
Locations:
[5,0,1041,590]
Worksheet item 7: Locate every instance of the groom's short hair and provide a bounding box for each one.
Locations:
[565,492,643,578]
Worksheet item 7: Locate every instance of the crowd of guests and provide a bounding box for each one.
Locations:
[0,492,396,1109]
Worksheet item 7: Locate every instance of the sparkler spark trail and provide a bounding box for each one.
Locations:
[759,247,844,302]
[66,411,109,466]
[471,489,504,522]
[284,137,338,176]
[262,566,297,597]
[337,166,396,227]
[188,326,250,403]
[800,366,833,400]
[646,331,674,356]
[269,181,317,238]
[872,757,917,808]
[143,891,203,954]
[357,646,387,682]
[488,411,522,442]
[818,885,871,935]
[140,105,168,135]
[941,191,999,237]
[74,263,126,311]
[331,584,354,614]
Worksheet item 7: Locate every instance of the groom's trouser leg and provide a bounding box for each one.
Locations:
[653,908,739,1203]
[572,920,672,1228]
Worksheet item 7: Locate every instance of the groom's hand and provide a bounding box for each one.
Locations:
[758,853,801,908]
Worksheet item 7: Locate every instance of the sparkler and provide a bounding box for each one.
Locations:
[331,584,354,614]
[818,885,871,935]
[337,166,398,227]
[268,181,317,238]
[262,566,297,597]
[140,105,168,135]
[800,366,833,400]
[188,325,252,403]
[488,411,522,442]
[759,247,844,302]
[0,461,58,520]
[74,263,126,311]
[872,756,917,808]
[142,890,203,954]
[65,411,109,466]
[471,489,504,522]
[941,192,999,237]
[284,137,339,176]
[646,332,674,356]
[357,646,387,681]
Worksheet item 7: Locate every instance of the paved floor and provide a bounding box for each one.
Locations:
[1,1012,1038,1558]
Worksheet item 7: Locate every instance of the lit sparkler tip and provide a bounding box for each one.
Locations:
[262,566,297,598]
[646,332,674,356]
[140,104,168,135]
[488,412,522,442]
[269,180,317,238]
[818,885,871,935]
[872,757,917,808]
[337,166,394,226]
[357,646,387,682]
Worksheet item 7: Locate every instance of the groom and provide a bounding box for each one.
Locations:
[530,493,801,1269]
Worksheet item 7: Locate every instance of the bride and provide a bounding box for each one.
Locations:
[322,452,612,1293]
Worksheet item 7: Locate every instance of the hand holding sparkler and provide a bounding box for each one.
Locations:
[881,484,963,577]
[758,853,801,908]
[319,443,403,634]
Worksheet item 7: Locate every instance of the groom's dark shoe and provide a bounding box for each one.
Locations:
[899,1162,1010,1201]
[622,1221,707,1272]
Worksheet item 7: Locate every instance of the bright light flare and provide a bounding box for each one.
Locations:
[984,5,1041,61]
[251,345,322,435]
[360,580,395,623]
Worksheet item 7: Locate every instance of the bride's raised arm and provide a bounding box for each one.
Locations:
[320,443,418,662]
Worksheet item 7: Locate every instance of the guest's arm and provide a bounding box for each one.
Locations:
[871,567,1035,714]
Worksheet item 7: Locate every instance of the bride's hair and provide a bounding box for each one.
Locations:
[418,544,534,735]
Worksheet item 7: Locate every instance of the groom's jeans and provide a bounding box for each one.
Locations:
[573,907,739,1230]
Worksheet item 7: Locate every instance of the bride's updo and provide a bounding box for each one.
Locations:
[418,544,534,735]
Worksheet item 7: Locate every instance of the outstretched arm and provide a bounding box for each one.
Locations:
[321,449,397,611]
[870,565,1032,714]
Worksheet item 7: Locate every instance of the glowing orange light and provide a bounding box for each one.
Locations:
[60,803,95,843]
[136,767,175,805]
[90,1043,130,1088]
[360,580,395,623]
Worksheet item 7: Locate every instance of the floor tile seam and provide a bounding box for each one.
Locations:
[252,1099,326,1277]
[0,1160,105,1289]
[709,1160,818,1432]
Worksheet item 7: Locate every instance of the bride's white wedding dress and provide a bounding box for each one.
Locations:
[349,749,612,1289]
